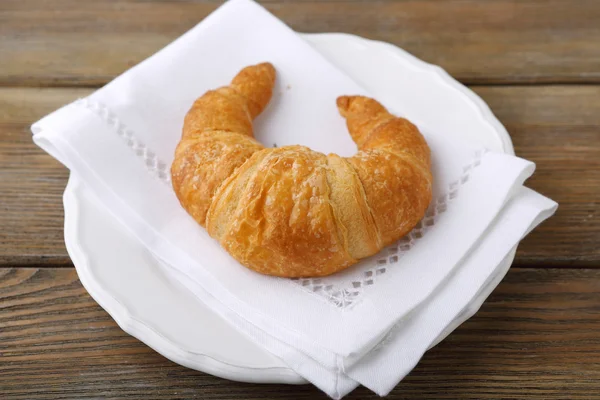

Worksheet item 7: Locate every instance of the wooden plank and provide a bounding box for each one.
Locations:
[0,88,88,266]
[1,85,599,267]
[1,267,599,399]
[1,0,600,86]
[472,86,600,267]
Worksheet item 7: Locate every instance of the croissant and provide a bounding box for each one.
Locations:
[171,63,432,277]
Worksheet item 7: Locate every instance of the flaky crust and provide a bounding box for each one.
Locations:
[171,63,432,277]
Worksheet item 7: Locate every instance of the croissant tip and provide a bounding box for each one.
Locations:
[336,95,352,114]
[255,62,275,74]
[236,62,276,81]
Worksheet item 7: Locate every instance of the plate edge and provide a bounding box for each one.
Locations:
[301,32,515,156]
[63,176,308,384]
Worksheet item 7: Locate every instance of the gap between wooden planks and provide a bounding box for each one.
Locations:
[1,0,600,86]
[0,86,599,267]
[0,267,599,399]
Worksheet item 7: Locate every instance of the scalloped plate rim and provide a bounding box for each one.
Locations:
[303,32,514,155]
[63,32,516,385]
[63,177,307,384]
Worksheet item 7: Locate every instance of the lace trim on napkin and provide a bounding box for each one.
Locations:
[292,148,489,309]
[75,97,488,309]
[75,98,172,184]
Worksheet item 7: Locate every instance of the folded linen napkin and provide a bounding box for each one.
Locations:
[32,0,557,397]
[160,186,555,397]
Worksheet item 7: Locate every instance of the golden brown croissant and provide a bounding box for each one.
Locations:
[171,63,432,277]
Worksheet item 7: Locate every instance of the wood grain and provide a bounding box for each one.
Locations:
[472,86,600,266]
[0,89,88,266]
[0,267,599,399]
[1,0,600,86]
[1,85,598,267]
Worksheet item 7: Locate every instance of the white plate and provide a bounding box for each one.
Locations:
[63,33,515,384]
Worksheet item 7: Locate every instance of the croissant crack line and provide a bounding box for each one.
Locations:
[375,148,431,185]
[324,157,354,264]
[347,161,383,250]
[229,86,261,122]
[200,146,264,227]
[357,115,396,146]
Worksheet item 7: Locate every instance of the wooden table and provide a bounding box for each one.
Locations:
[1,1,599,398]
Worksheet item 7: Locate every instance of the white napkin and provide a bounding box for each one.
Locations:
[31,0,557,397]
[161,186,556,397]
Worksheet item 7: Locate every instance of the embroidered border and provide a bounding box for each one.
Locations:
[74,98,171,185]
